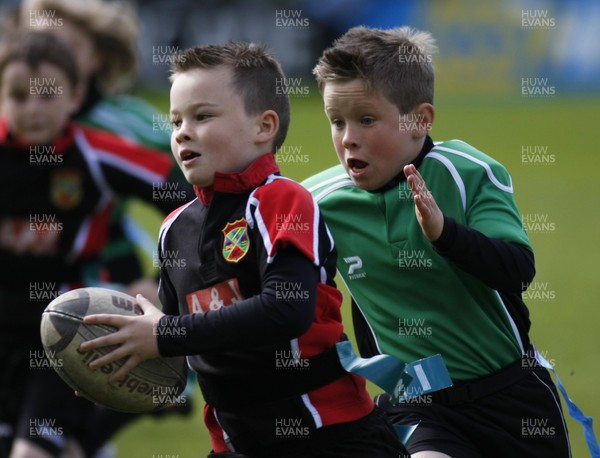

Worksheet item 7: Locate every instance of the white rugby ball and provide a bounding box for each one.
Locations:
[40,287,187,413]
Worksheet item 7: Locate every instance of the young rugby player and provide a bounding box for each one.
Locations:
[303,26,572,458]
[80,42,406,457]
[0,30,186,458]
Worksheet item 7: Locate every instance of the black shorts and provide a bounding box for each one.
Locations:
[243,407,409,458]
[378,361,571,458]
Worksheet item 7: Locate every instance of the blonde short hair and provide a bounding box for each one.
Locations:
[314,26,438,113]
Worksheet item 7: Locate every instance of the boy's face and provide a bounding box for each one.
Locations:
[169,67,265,187]
[323,79,428,191]
[0,61,79,145]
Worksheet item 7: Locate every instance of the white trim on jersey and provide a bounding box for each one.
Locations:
[158,199,196,254]
[313,179,354,203]
[289,338,323,428]
[93,143,165,185]
[337,273,385,356]
[311,198,321,267]
[246,194,275,263]
[67,129,114,260]
[432,145,514,193]
[306,172,351,194]
[247,174,322,266]
[531,371,572,458]
[426,152,467,213]
[494,290,525,354]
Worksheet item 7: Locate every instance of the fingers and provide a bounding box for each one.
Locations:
[83,313,128,327]
[87,342,128,369]
[404,164,444,241]
[405,164,427,196]
[79,332,121,353]
[109,355,140,383]
[135,294,156,313]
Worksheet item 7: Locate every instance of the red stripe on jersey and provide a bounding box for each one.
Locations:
[307,373,374,427]
[204,404,230,453]
[79,125,172,177]
[78,201,113,258]
[252,177,317,263]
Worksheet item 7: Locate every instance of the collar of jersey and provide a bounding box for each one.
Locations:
[0,117,76,154]
[194,152,280,205]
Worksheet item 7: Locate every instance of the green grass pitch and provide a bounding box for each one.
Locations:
[113,89,599,457]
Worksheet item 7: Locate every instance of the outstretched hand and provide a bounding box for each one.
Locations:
[79,294,164,383]
[404,164,444,242]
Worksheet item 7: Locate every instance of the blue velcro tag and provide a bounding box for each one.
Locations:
[402,354,453,400]
[535,350,600,458]
[394,423,420,446]
[336,341,412,402]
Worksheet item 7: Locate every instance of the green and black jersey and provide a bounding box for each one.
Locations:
[304,137,534,382]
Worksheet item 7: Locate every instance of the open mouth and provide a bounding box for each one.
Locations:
[180,150,201,162]
[348,158,369,172]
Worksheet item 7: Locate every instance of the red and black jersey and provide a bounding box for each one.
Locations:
[0,119,183,333]
[156,153,373,454]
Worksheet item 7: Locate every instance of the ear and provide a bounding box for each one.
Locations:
[255,109,279,149]
[410,103,435,140]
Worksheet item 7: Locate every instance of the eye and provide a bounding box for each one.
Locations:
[361,116,375,126]
[196,113,211,122]
[331,119,344,129]
[170,118,181,128]
[9,89,28,103]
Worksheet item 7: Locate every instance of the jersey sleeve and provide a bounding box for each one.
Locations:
[426,144,534,291]
[246,178,321,265]
[465,159,531,249]
[427,144,531,250]
[80,126,191,213]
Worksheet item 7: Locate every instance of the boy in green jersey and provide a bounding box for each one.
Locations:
[303,26,571,457]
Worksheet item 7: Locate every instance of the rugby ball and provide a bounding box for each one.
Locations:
[40,287,187,413]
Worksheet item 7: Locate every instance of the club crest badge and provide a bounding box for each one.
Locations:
[50,169,82,210]
[222,218,250,263]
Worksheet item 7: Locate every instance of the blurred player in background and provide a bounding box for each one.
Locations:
[6,1,195,455]
[13,0,189,303]
[303,25,571,457]
[0,31,187,458]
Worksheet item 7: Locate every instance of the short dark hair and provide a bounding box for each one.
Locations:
[313,26,438,113]
[170,41,290,151]
[0,30,78,89]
